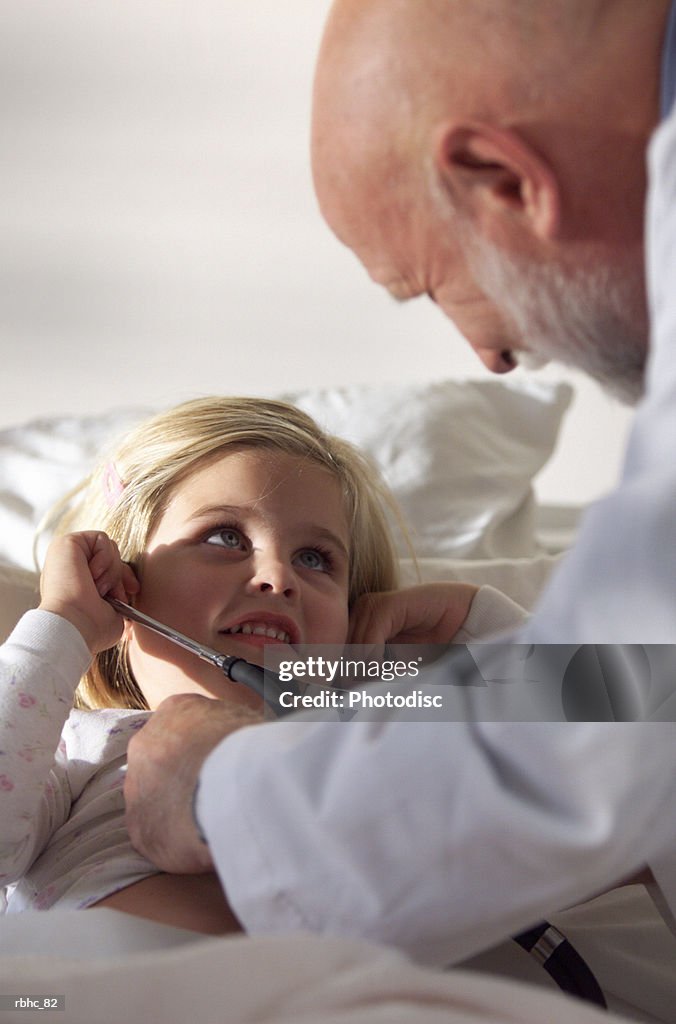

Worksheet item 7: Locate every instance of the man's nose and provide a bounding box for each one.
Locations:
[472,346,517,374]
[433,287,518,375]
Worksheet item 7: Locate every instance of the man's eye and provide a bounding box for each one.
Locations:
[295,549,330,572]
[205,527,246,550]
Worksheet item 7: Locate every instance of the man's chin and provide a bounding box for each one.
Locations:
[597,372,645,406]
[558,348,645,406]
[463,230,648,408]
[514,341,645,407]
[512,351,551,371]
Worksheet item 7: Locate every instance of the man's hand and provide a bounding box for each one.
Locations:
[124,693,263,873]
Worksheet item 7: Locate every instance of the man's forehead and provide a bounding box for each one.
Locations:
[313,0,431,156]
[323,181,424,294]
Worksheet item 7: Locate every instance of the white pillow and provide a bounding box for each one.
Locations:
[0,407,152,573]
[0,564,39,643]
[0,378,571,573]
[282,379,572,559]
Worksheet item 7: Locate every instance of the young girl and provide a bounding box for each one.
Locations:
[0,396,483,935]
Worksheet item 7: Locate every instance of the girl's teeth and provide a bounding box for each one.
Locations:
[227,623,290,643]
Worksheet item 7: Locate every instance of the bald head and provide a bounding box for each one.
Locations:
[313,0,616,148]
[312,0,663,205]
[311,0,667,397]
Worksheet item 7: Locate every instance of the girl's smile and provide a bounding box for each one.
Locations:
[126,448,351,709]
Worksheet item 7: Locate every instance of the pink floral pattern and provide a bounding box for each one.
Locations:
[2,611,154,912]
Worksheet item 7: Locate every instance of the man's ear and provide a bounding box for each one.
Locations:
[433,121,560,241]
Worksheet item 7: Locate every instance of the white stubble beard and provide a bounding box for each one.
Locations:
[464,232,648,405]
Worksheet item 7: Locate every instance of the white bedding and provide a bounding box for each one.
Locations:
[1,886,674,1024]
[0,912,632,1024]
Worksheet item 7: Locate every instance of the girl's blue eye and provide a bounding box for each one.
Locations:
[295,549,330,572]
[205,527,246,550]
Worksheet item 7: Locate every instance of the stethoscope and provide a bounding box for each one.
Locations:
[107,598,298,717]
[108,598,607,1009]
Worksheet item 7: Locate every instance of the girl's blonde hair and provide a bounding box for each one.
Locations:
[51,396,402,710]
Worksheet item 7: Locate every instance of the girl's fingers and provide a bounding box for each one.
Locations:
[86,536,136,600]
[87,533,117,580]
[121,562,141,596]
[349,597,394,645]
[109,574,136,603]
[96,574,113,598]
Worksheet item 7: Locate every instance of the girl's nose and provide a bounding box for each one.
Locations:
[247,555,297,599]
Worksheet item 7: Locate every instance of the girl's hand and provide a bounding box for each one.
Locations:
[39,531,140,654]
[348,582,480,646]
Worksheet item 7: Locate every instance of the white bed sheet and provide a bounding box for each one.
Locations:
[0,912,632,1024]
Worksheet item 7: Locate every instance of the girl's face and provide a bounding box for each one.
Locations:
[127,449,351,710]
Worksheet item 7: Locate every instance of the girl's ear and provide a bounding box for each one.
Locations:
[432,121,560,241]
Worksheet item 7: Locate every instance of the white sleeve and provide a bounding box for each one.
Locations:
[197,109,676,965]
[0,610,92,882]
[199,713,676,966]
[453,585,529,641]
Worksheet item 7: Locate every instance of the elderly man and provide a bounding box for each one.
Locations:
[124,0,676,971]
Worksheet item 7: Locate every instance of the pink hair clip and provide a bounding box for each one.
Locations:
[102,461,125,508]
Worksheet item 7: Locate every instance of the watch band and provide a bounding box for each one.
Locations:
[513,921,607,1008]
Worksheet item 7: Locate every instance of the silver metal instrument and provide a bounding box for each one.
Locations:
[107,597,292,712]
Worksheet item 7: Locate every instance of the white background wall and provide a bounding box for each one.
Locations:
[1,0,633,506]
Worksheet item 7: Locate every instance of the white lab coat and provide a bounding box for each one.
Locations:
[196,105,676,966]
